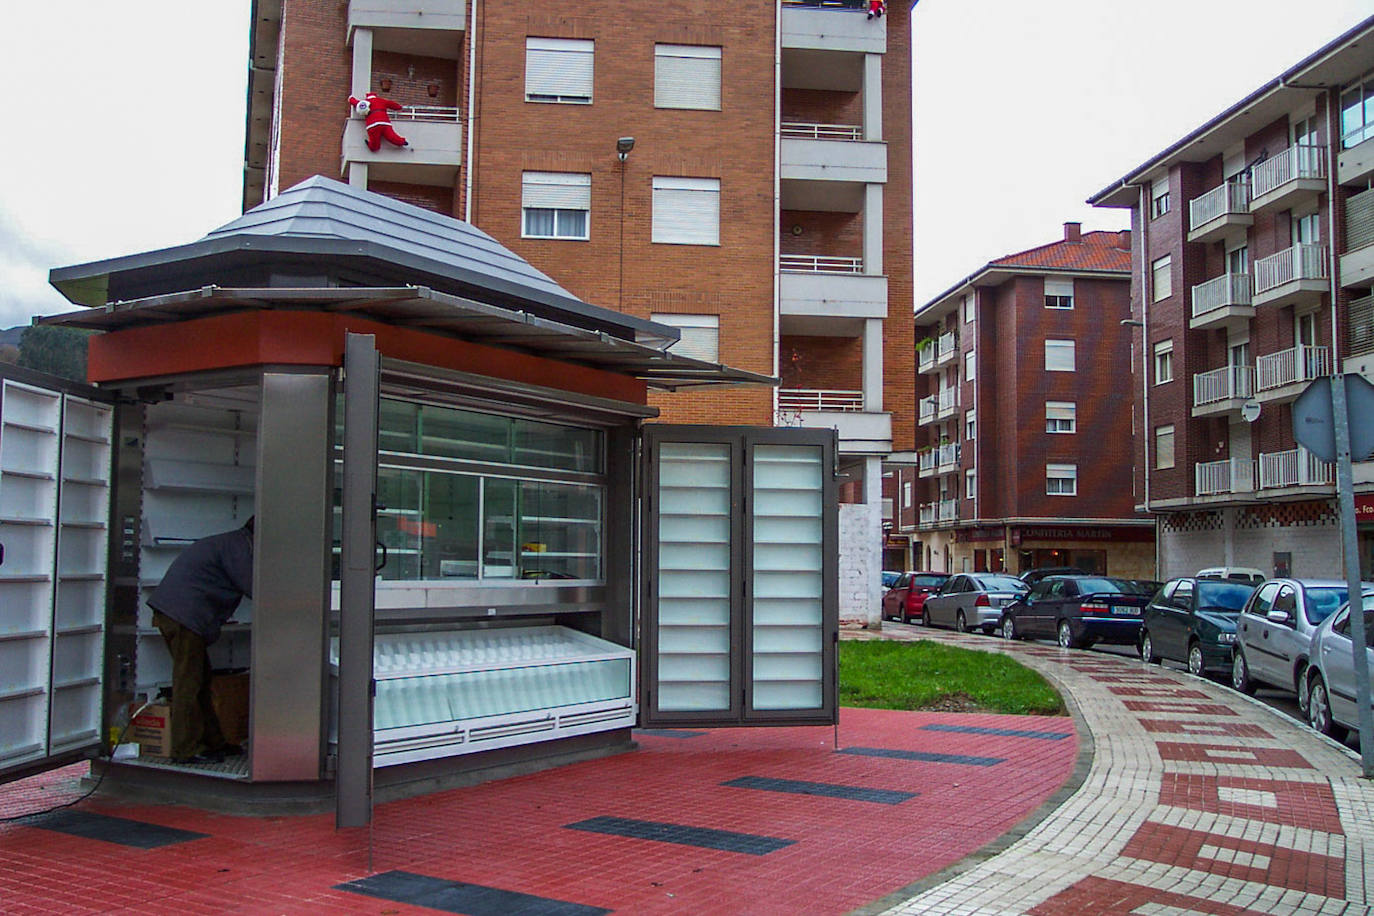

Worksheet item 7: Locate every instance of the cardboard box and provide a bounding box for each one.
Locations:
[129,703,172,758]
[211,671,250,746]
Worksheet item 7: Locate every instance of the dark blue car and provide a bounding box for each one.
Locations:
[1000,576,1155,649]
[1140,577,1257,677]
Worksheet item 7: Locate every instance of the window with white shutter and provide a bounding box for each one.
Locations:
[1045,401,1076,434]
[652,177,720,245]
[1044,277,1074,309]
[522,172,591,239]
[525,38,594,103]
[1046,464,1078,496]
[1045,339,1075,372]
[652,314,719,362]
[655,45,721,110]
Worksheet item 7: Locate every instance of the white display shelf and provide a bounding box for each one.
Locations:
[145,459,256,495]
[329,625,635,767]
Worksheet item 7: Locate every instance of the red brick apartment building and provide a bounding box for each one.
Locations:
[243,0,915,622]
[1090,16,1374,581]
[890,224,1156,578]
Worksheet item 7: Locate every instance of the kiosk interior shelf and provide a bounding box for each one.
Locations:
[328,625,635,766]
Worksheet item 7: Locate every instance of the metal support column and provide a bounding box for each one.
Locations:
[337,334,380,828]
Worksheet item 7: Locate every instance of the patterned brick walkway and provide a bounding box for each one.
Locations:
[863,626,1374,916]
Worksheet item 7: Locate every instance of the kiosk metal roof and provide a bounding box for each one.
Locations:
[43,178,774,390]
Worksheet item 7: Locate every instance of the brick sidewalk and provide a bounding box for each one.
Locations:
[864,625,1374,916]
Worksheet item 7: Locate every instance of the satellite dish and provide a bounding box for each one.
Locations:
[1241,398,1261,423]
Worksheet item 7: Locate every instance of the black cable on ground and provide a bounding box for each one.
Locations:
[0,700,153,824]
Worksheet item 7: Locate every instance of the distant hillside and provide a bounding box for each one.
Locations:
[0,326,24,348]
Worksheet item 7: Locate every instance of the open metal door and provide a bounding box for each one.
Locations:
[640,425,837,728]
[0,365,117,783]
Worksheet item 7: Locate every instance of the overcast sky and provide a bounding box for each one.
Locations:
[1,1,1370,330]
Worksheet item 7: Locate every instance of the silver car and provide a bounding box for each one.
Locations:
[1305,590,1374,743]
[1232,578,1366,715]
[922,573,1029,635]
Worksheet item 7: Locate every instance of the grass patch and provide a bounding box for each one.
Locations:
[840,640,1066,716]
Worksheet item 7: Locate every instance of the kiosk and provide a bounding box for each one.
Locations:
[0,178,838,813]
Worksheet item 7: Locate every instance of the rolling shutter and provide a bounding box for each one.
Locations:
[651,314,719,363]
[525,38,594,102]
[654,45,721,111]
[522,172,591,210]
[652,177,720,246]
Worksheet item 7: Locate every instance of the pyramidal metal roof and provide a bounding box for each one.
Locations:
[43,177,775,390]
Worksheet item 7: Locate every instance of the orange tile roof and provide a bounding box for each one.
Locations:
[992,230,1131,273]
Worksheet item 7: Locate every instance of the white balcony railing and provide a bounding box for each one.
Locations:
[918,451,936,475]
[1189,180,1250,232]
[936,331,956,363]
[918,395,936,425]
[935,386,958,417]
[779,254,864,273]
[1193,365,1255,407]
[384,105,462,123]
[1195,458,1256,496]
[935,442,958,471]
[1258,446,1333,489]
[1255,344,1329,392]
[1251,144,1326,199]
[917,347,935,373]
[777,388,865,412]
[780,121,864,141]
[937,499,958,522]
[1191,273,1252,318]
[918,502,936,526]
[1254,244,1328,295]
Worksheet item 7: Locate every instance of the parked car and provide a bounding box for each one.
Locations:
[1304,591,1374,742]
[1139,577,1257,677]
[882,571,951,623]
[1019,566,1087,586]
[1232,578,1370,715]
[1196,566,1266,585]
[1000,576,1156,649]
[881,570,902,589]
[923,573,1029,634]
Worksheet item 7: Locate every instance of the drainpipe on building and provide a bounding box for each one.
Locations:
[463,0,480,223]
[1137,182,1157,576]
[772,0,782,399]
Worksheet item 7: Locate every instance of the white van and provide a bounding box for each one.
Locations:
[1196,566,1266,585]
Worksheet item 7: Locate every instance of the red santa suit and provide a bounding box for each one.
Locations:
[348,92,409,152]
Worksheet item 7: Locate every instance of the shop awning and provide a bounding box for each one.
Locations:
[38,285,775,390]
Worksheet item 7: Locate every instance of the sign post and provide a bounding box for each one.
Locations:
[1294,373,1374,776]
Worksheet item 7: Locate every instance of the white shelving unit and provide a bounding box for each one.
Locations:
[135,398,258,695]
[0,381,113,769]
[329,625,635,766]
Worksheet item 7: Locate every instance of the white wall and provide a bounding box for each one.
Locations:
[839,502,882,627]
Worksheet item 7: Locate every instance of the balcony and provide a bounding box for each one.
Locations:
[916,499,959,528]
[1255,344,1329,403]
[1252,244,1328,309]
[1190,273,1253,330]
[1195,458,1255,497]
[781,0,885,55]
[918,394,936,426]
[1338,133,1374,186]
[1340,187,1374,289]
[935,386,958,421]
[1351,294,1374,358]
[780,131,887,190]
[776,390,891,456]
[1187,180,1252,244]
[916,331,956,375]
[1192,365,1254,418]
[341,107,463,186]
[1258,447,1333,491]
[778,254,887,334]
[918,442,958,478]
[1249,144,1326,214]
[348,0,465,57]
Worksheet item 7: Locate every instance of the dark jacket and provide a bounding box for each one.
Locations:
[147,526,254,644]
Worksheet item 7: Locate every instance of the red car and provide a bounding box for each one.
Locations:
[882,572,951,623]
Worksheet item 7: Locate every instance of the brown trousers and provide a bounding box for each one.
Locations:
[153,611,226,760]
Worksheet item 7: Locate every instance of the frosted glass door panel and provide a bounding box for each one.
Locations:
[656,442,732,712]
[751,445,824,711]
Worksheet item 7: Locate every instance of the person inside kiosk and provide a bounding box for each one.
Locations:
[147,517,255,763]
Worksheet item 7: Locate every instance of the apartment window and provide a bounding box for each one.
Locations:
[652,177,720,245]
[902,480,912,509]
[525,38,594,103]
[1154,424,1175,470]
[1046,464,1078,496]
[963,294,975,324]
[964,351,976,381]
[521,172,590,239]
[1153,339,1174,385]
[1044,277,1074,310]
[1226,244,1249,276]
[654,45,721,110]
[1150,176,1170,219]
[1151,255,1172,301]
[1293,212,1321,245]
[652,313,719,362]
[965,411,975,441]
[1045,339,1075,372]
[1046,401,1076,434]
[1341,72,1374,149]
[965,469,976,500]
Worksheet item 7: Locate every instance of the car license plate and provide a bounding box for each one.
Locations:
[1113,606,1141,616]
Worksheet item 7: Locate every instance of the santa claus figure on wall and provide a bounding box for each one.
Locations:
[347,92,410,152]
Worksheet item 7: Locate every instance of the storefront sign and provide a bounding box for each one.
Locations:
[1014,525,1154,543]
[1357,494,1374,524]
[956,526,1004,543]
